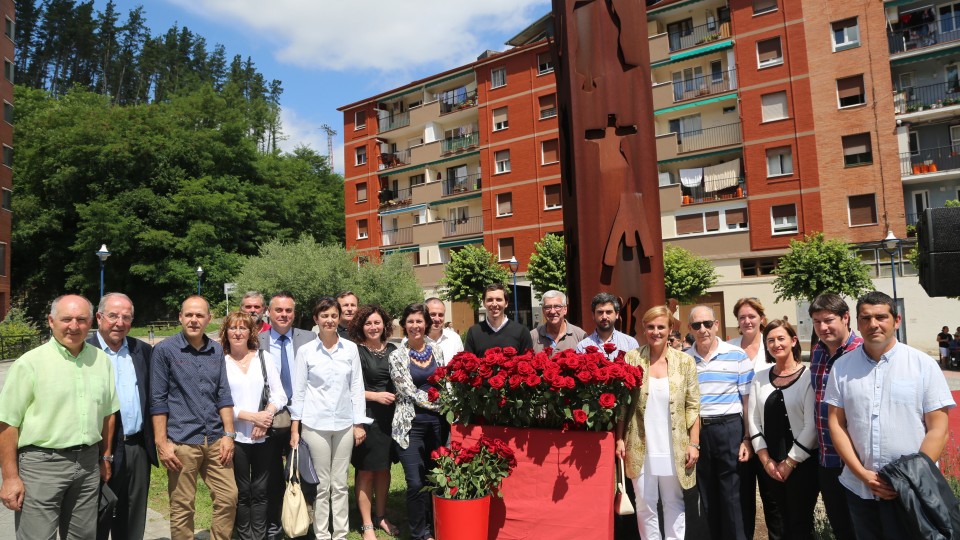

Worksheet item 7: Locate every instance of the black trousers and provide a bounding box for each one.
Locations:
[819,465,856,540]
[756,458,819,540]
[845,489,911,540]
[697,416,747,540]
[397,416,447,540]
[234,440,273,540]
[96,441,150,540]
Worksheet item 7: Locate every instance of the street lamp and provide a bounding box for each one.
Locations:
[95,244,111,299]
[196,266,204,296]
[881,231,901,341]
[508,256,520,320]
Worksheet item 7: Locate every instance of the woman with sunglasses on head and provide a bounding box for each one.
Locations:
[348,305,399,539]
[617,306,701,539]
[220,311,287,540]
[747,320,819,540]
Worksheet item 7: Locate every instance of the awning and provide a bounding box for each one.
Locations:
[884,0,921,6]
[658,147,741,166]
[383,245,420,255]
[425,69,473,89]
[652,41,733,68]
[891,44,960,66]
[439,237,484,249]
[655,92,737,116]
[379,203,426,216]
[647,0,703,16]
[429,193,482,207]
[380,151,481,177]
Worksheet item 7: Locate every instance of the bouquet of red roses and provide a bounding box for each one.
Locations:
[427,436,518,500]
[427,344,642,431]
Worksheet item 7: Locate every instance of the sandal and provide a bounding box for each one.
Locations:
[360,524,377,540]
[376,515,400,536]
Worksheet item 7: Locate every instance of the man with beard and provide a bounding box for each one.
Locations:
[241,291,271,333]
[531,290,585,355]
[464,283,533,356]
[575,292,638,356]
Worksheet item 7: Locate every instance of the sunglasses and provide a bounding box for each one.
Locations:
[690,320,716,330]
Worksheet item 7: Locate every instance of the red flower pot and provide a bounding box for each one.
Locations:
[434,493,491,540]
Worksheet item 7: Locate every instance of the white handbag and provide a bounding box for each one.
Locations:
[282,447,312,537]
[615,456,635,516]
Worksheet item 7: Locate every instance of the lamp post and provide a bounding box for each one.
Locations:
[882,231,901,341]
[508,256,520,320]
[196,266,204,296]
[95,244,111,299]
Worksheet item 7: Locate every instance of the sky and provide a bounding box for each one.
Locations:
[96,0,552,173]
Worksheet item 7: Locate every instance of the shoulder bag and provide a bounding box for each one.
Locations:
[258,350,292,434]
[614,455,635,516]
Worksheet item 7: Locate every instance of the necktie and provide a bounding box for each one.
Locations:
[278,334,292,403]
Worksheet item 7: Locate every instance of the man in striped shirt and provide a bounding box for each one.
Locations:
[686,305,753,540]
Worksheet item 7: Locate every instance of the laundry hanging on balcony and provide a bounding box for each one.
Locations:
[679,168,703,188]
[703,158,740,192]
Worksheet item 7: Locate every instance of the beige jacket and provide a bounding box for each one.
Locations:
[623,345,700,489]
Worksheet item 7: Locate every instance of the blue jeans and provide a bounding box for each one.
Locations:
[397,415,447,540]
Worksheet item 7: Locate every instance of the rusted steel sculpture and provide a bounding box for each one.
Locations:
[551,0,665,337]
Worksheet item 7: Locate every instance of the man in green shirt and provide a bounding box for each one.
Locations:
[0,294,120,539]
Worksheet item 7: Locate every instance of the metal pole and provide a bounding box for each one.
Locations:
[890,250,900,341]
[197,276,202,296]
[99,259,105,299]
[512,271,519,320]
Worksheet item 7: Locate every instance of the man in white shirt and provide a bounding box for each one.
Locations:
[425,297,463,364]
[575,292,638,356]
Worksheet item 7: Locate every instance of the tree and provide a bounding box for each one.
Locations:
[234,236,422,326]
[663,244,720,303]
[527,234,566,301]
[439,245,510,309]
[772,233,873,303]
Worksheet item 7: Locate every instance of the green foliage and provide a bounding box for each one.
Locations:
[0,307,40,336]
[527,234,566,301]
[663,244,720,303]
[426,438,517,500]
[234,236,422,325]
[772,233,873,303]
[439,245,510,309]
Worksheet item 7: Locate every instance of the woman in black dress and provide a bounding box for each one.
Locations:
[349,304,400,539]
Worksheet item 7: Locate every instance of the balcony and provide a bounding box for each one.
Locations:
[668,20,731,53]
[654,68,737,110]
[657,122,742,161]
[894,82,960,122]
[441,131,480,155]
[443,173,482,196]
[378,110,410,133]
[382,226,413,246]
[443,216,483,238]
[899,145,960,180]
[379,148,411,170]
[440,89,478,115]
[378,187,413,210]
[888,16,960,55]
[681,178,746,205]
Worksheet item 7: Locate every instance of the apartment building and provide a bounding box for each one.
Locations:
[0,0,13,317]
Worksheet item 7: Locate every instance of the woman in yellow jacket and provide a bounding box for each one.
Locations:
[616,305,701,540]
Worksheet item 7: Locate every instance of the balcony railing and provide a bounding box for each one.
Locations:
[378,110,410,133]
[894,81,960,114]
[899,145,960,176]
[441,131,480,154]
[443,216,483,237]
[440,89,478,115]
[443,173,482,196]
[672,68,737,103]
[907,213,920,226]
[378,187,413,209]
[888,16,960,55]
[379,148,411,169]
[681,178,746,205]
[382,226,413,246]
[676,122,742,153]
[668,20,731,53]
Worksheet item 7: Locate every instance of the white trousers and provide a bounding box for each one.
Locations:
[301,425,353,540]
[632,465,686,540]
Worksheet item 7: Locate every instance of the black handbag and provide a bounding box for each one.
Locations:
[258,350,292,435]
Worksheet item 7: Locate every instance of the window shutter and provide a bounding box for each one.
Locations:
[542,139,559,163]
[676,214,705,235]
[757,39,781,63]
[493,107,508,125]
[771,204,795,220]
[848,194,877,226]
[544,185,561,208]
[837,76,864,99]
[705,211,720,231]
[843,134,870,156]
[761,92,788,120]
[725,208,748,226]
[357,183,367,201]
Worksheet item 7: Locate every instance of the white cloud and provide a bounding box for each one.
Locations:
[276,107,345,173]
[165,0,550,72]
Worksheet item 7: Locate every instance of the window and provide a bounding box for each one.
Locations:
[495,150,511,173]
[538,53,554,75]
[848,194,878,226]
[544,184,562,209]
[941,3,960,33]
[837,75,866,108]
[741,257,778,277]
[705,211,720,232]
[354,110,366,130]
[771,204,798,234]
[412,251,422,265]
[0,244,5,276]
[725,208,748,230]
[354,146,366,166]
[498,237,515,261]
[842,133,872,166]
[723,105,737,114]
[356,182,367,202]
[766,146,793,177]
[2,145,11,168]
[3,60,11,83]
[410,174,425,186]
[541,139,559,164]
[832,18,860,51]
[753,0,777,15]
[3,102,10,124]
[491,67,506,89]
[492,107,509,131]
[909,131,919,155]
[357,219,368,239]
[761,91,789,121]
[757,38,783,68]
[676,214,705,235]
[1,188,10,211]
[497,193,513,216]
[4,18,12,40]
[539,94,557,119]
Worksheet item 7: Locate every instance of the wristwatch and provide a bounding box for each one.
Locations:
[688,443,700,450]
[224,432,237,439]
[101,455,114,463]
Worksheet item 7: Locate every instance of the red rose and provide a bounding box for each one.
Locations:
[469,376,483,388]
[499,396,508,407]
[603,343,618,355]
[584,345,600,354]
[503,347,518,357]
[563,376,577,389]
[427,373,441,385]
[525,374,542,387]
[450,486,458,496]
[450,441,462,451]
[508,374,524,389]
[599,393,616,409]
[572,409,588,424]
[516,361,535,376]
[624,373,637,388]
[576,370,593,383]
[477,365,494,378]
[427,387,440,402]
[488,375,506,389]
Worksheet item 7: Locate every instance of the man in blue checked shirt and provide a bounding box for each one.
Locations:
[685,305,753,540]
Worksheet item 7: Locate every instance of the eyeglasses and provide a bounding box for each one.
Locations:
[543,305,565,312]
[690,320,716,330]
[104,313,133,323]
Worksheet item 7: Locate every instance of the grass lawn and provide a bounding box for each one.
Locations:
[148,461,411,539]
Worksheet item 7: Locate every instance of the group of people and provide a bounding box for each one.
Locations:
[0,284,953,540]
[937,325,960,367]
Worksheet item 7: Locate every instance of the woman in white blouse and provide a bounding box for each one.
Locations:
[221,311,287,540]
[747,320,819,540]
[290,297,370,540]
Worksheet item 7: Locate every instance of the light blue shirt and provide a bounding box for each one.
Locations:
[824,342,955,499]
[289,337,371,431]
[575,330,639,356]
[269,328,296,379]
[688,338,754,417]
[97,333,142,436]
